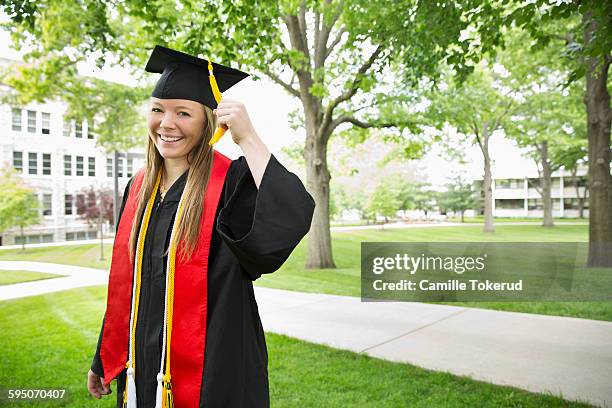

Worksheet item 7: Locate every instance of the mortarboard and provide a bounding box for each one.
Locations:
[145,45,250,145]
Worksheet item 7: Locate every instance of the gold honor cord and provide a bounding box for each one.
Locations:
[123,170,162,408]
[159,175,188,408]
[208,60,226,146]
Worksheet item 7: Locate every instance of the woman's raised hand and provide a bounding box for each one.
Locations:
[213,99,258,146]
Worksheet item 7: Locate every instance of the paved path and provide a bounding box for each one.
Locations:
[0,261,609,407]
[256,287,611,408]
[0,261,108,300]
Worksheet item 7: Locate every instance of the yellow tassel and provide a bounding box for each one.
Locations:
[207,60,226,146]
[208,126,227,146]
[208,61,223,103]
[162,380,174,408]
[122,384,127,408]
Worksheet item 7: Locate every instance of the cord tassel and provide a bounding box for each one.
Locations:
[162,376,174,408]
[154,372,164,408]
[207,60,227,146]
[125,366,137,408]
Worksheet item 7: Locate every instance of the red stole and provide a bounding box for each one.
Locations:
[100,150,231,408]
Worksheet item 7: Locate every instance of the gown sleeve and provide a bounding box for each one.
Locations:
[90,176,134,377]
[216,153,315,281]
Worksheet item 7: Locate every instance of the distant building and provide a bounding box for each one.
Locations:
[473,166,589,218]
[0,57,145,245]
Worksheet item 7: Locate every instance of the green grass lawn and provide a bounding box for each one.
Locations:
[444,216,588,224]
[332,216,589,226]
[0,286,594,407]
[1,224,610,321]
[0,270,64,286]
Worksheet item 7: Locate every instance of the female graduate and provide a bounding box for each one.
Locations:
[86,45,315,408]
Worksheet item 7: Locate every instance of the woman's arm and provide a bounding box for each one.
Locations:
[213,99,271,189]
[238,133,271,189]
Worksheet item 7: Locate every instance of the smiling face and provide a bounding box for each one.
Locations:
[147,97,207,160]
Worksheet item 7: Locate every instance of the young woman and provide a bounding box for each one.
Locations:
[86,45,315,408]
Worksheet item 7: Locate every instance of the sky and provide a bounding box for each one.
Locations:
[0,24,537,188]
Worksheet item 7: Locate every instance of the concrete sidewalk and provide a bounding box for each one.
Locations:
[256,288,611,408]
[1,261,610,407]
[0,261,108,301]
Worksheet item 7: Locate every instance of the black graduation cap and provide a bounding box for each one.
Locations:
[145,45,250,110]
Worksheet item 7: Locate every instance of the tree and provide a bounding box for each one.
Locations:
[365,180,401,229]
[393,180,434,220]
[0,166,41,250]
[495,28,587,228]
[427,63,518,233]
[75,186,115,260]
[437,177,477,223]
[0,0,506,269]
[504,0,612,266]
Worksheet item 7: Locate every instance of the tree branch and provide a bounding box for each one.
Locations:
[282,14,310,69]
[326,26,346,58]
[261,67,300,98]
[328,115,396,135]
[298,1,310,63]
[314,10,320,59]
[491,100,514,131]
[321,44,384,132]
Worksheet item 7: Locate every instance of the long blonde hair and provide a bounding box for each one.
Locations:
[128,105,218,264]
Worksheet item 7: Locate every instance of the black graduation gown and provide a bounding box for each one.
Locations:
[91,153,315,407]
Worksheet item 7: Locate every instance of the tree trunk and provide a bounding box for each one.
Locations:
[540,141,555,227]
[584,13,612,267]
[20,224,24,251]
[304,131,336,269]
[571,167,586,219]
[578,182,588,219]
[482,124,495,233]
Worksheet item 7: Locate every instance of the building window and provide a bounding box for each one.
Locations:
[127,158,133,178]
[13,151,23,172]
[75,121,83,138]
[106,158,113,177]
[42,153,51,175]
[565,176,588,188]
[28,152,37,175]
[76,156,84,176]
[495,199,524,209]
[27,110,36,133]
[66,232,75,241]
[12,108,22,131]
[42,193,52,216]
[496,178,523,189]
[564,198,589,210]
[528,198,543,211]
[118,158,124,178]
[76,194,85,215]
[551,178,561,189]
[65,194,73,215]
[64,155,72,176]
[42,112,50,135]
[527,178,540,189]
[87,119,95,139]
[88,157,96,176]
[63,119,72,137]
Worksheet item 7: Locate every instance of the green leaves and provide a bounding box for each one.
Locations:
[0,166,41,233]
